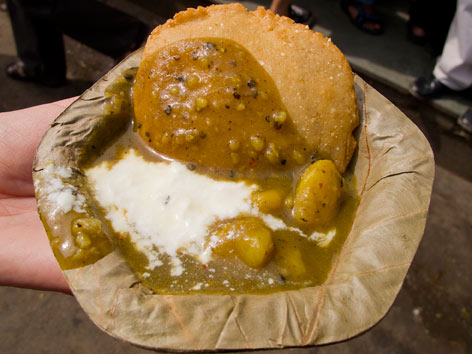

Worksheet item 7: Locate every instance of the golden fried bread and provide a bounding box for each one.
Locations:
[134,3,359,172]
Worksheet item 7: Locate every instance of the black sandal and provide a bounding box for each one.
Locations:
[341,0,383,35]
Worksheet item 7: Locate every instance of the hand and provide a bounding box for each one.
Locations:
[0,98,77,294]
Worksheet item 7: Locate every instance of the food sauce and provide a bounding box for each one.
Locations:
[54,38,358,294]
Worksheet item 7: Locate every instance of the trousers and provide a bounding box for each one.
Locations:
[433,0,472,91]
[6,0,149,81]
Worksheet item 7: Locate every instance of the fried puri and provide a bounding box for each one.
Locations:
[133,3,359,173]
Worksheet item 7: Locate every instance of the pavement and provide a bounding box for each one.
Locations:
[0,1,471,354]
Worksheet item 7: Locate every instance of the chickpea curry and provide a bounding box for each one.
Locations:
[55,38,358,295]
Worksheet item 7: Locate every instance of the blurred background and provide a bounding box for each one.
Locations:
[0,0,471,353]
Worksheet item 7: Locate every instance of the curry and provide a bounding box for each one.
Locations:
[46,38,360,294]
[134,38,311,172]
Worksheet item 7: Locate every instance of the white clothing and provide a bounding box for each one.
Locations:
[433,0,472,91]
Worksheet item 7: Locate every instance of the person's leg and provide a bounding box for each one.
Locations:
[5,0,66,85]
[433,0,472,91]
[6,0,43,77]
[51,0,149,61]
[409,0,472,98]
[33,13,66,84]
[407,0,428,44]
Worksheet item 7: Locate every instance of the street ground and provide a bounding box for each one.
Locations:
[0,1,471,353]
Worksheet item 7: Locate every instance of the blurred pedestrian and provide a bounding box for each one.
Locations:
[270,0,314,26]
[341,0,383,35]
[410,0,472,133]
[5,0,149,87]
[409,0,471,98]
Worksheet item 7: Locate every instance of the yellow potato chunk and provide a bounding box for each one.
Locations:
[293,160,344,226]
[252,189,283,213]
[276,246,306,279]
[234,225,274,269]
[211,218,274,269]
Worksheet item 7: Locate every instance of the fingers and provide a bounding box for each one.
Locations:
[0,98,81,294]
[0,206,71,295]
[0,97,78,197]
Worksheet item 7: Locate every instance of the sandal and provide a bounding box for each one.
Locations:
[341,0,383,35]
[5,60,66,87]
[289,4,314,26]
